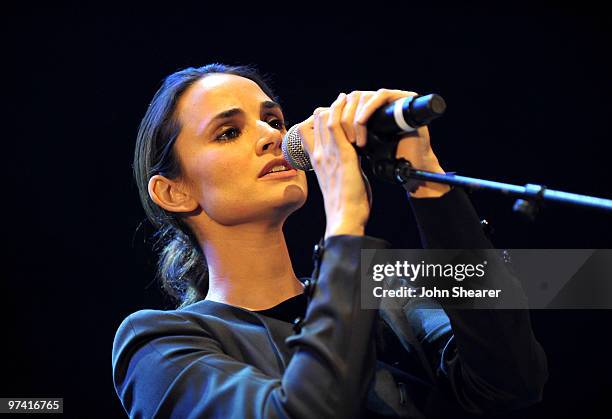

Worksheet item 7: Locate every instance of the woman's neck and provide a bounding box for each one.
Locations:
[197,222,304,311]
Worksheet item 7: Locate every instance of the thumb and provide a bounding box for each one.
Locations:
[296,114,316,155]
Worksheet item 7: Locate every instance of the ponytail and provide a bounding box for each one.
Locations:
[154,224,208,308]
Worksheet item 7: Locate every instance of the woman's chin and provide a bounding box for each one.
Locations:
[274,187,307,214]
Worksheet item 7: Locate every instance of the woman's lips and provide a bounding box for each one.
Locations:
[258,168,298,180]
[258,157,295,178]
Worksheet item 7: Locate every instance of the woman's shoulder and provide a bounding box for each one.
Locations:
[111,300,235,368]
[114,306,188,338]
[114,299,230,339]
[110,301,249,412]
[112,298,260,349]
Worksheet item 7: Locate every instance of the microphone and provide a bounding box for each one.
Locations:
[282,94,446,171]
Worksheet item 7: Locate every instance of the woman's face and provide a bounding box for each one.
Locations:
[172,73,308,226]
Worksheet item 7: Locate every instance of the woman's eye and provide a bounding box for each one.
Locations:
[216,127,240,142]
[268,119,286,130]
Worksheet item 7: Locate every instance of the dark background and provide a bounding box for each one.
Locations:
[3,8,611,418]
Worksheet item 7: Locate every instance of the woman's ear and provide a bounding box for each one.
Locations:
[148,174,199,213]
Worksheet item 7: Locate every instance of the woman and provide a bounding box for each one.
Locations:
[112,64,547,418]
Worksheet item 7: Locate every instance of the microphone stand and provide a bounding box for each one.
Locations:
[360,136,612,219]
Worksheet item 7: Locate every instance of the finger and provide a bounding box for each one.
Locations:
[354,92,375,148]
[312,109,330,169]
[297,114,316,155]
[341,91,360,144]
[328,92,347,142]
[356,89,418,127]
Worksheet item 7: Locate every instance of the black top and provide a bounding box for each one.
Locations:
[112,188,549,418]
[253,292,307,323]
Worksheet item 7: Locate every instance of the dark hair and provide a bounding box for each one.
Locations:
[133,63,278,308]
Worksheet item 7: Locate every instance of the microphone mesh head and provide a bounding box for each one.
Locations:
[282,124,313,171]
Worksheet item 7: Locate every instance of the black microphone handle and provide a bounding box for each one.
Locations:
[367,94,446,137]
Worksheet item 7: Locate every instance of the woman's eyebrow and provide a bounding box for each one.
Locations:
[210,101,281,123]
[261,100,282,113]
[211,107,243,122]
[199,101,283,136]
[198,108,243,136]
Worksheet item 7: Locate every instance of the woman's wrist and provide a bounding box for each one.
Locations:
[325,223,365,239]
[409,182,452,198]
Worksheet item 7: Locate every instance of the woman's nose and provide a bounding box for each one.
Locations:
[256,122,283,155]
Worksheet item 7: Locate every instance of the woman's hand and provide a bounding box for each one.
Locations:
[297,89,452,238]
[349,89,451,198]
[299,93,370,239]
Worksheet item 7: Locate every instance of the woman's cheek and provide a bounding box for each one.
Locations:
[193,158,255,217]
